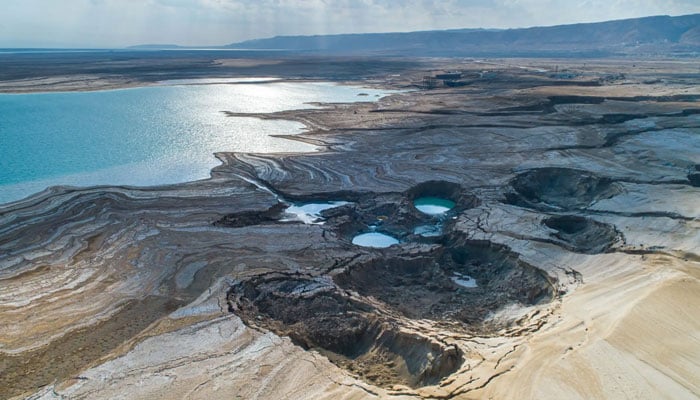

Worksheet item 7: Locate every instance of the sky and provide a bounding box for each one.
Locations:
[1,0,699,48]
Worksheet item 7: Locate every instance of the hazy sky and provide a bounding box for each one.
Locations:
[2,0,699,48]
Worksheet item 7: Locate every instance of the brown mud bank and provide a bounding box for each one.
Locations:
[1,57,699,399]
[225,181,556,389]
[506,167,622,211]
[215,179,480,241]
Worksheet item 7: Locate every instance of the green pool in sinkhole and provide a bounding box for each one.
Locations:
[413,197,455,215]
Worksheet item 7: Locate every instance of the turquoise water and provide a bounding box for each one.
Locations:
[352,232,399,248]
[413,224,443,237]
[0,81,394,204]
[413,197,456,215]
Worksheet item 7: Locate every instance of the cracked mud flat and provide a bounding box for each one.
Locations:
[1,58,699,399]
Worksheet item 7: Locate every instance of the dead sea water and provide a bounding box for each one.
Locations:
[0,81,395,204]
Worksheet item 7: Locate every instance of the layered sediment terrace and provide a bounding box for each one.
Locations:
[0,58,699,399]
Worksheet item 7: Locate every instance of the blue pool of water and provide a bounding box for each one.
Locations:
[0,81,395,204]
[413,197,456,215]
[352,232,400,248]
[413,224,443,237]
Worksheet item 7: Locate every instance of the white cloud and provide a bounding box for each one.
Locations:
[1,0,698,47]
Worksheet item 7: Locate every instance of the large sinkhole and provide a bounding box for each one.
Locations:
[543,215,620,254]
[506,167,622,210]
[228,276,462,388]
[323,180,479,242]
[227,240,555,389]
[334,240,554,325]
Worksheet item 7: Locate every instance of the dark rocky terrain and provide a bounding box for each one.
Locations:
[0,55,698,399]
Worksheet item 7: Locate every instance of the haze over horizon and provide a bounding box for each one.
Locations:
[2,0,700,48]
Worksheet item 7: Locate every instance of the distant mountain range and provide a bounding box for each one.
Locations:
[225,14,700,57]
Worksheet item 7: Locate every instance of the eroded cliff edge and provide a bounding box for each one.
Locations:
[1,59,699,399]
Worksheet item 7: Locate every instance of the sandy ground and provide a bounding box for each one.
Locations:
[0,57,698,399]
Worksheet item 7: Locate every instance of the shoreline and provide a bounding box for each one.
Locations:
[0,78,402,207]
[0,75,359,94]
[0,57,699,399]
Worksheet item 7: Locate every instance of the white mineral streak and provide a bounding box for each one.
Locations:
[3,63,700,399]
